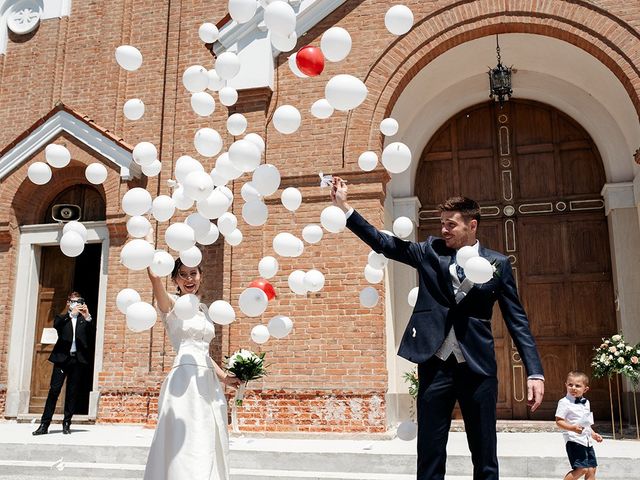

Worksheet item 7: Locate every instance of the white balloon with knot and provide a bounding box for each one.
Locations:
[123,99,145,121]
[239,287,269,317]
[152,195,175,222]
[273,232,304,257]
[227,113,248,136]
[258,256,278,279]
[463,256,494,284]
[310,99,334,120]
[393,216,413,239]
[115,45,142,71]
[174,294,200,320]
[281,187,302,212]
[229,139,261,173]
[63,221,87,242]
[302,224,323,244]
[320,27,351,62]
[86,163,108,185]
[382,142,412,174]
[242,200,269,227]
[191,92,216,117]
[45,144,71,168]
[179,246,202,268]
[196,223,220,246]
[385,5,414,36]
[28,162,52,185]
[194,128,223,158]
[209,300,235,325]
[219,86,238,107]
[116,288,141,314]
[142,159,162,177]
[303,269,325,292]
[325,74,368,111]
[364,265,383,284]
[358,151,378,172]
[288,270,308,295]
[126,215,151,238]
[229,0,258,24]
[132,142,157,167]
[60,231,84,257]
[122,188,152,216]
[268,315,293,339]
[197,189,232,220]
[120,239,155,270]
[264,0,296,37]
[126,302,157,332]
[150,250,175,277]
[183,65,209,93]
[253,164,281,197]
[216,153,243,181]
[368,251,388,270]
[360,286,379,308]
[320,206,347,233]
[251,324,270,344]
[456,245,478,269]
[273,105,301,134]
[217,212,238,236]
[225,228,243,246]
[215,51,241,81]
[165,222,196,252]
[198,23,219,43]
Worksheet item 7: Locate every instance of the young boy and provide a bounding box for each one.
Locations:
[555,371,603,480]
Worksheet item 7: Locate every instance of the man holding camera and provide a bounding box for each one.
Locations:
[33,292,95,435]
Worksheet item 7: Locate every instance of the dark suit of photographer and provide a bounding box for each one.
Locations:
[33,292,95,435]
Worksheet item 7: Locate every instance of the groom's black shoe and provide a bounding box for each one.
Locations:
[32,423,49,435]
[62,421,71,434]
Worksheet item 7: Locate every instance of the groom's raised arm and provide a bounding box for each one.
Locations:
[331,176,424,268]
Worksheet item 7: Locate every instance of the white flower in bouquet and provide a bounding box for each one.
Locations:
[618,357,625,364]
[224,349,268,406]
[612,334,622,342]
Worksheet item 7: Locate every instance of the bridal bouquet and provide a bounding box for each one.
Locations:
[591,333,640,383]
[225,349,267,406]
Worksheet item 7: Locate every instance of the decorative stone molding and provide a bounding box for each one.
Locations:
[601,182,635,216]
[393,196,421,224]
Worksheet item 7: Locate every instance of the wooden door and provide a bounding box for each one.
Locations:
[415,100,616,419]
[30,247,74,413]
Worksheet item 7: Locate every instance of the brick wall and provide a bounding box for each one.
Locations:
[1,0,639,432]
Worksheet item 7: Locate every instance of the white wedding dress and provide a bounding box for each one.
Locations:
[144,300,229,480]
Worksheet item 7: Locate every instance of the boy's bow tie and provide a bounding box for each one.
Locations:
[574,397,587,404]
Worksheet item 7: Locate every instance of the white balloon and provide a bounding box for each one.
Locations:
[403,288,417,309]
[225,228,243,246]
[174,294,200,320]
[385,5,414,36]
[239,287,269,317]
[227,113,248,136]
[310,99,334,119]
[191,91,216,116]
[132,141,157,166]
[241,182,262,202]
[264,1,296,36]
[126,215,151,238]
[27,162,52,185]
[197,189,230,219]
[270,30,297,52]
[397,420,418,441]
[175,155,204,184]
[303,269,325,292]
[172,185,195,211]
[268,315,293,339]
[194,128,223,157]
[325,74,368,111]
[393,216,413,239]
[320,27,352,62]
[281,187,302,211]
[360,286,379,308]
[229,139,261,172]
[122,187,152,216]
[123,98,145,121]
[209,168,227,187]
[183,65,209,93]
[358,151,378,172]
[152,195,176,222]
[185,212,213,238]
[215,51,241,80]
[464,256,494,284]
[287,52,308,78]
[142,159,162,177]
[120,238,155,270]
[219,185,234,203]
[288,270,308,295]
[150,250,175,277]
[45,144,71,168]
[456,245,479,269]
[229,0,258,23]
[273,232,303,257]
[251,324,270,344]
[84,162,107,185]
[252,164,281,196]
[216,152,243,181]
[258,256,278,279]
[219,86,238,106]
[126,302,157,332]
[242,200,269,226]
[273,105,301,134]
[116,288,141,315]
[382,142,412,174]
[209,300,235,325]
[368,251,388,270]
[302,224,323,244]
[244,132,265,153]
[196,223,220,245]
[63,221,87,241]
[380,117,399,136]
[179,246,202,267]
[364,264,384,284]
[320,205,347,233]
[207,69,225,92]
[115,45,143,71]
[184,170,214,201]
[60,231,84,257]
[198,22,219,43]
[217,212,237,236]
[165,223,196,251]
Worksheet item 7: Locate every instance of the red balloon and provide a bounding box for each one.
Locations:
[248,278,276,301]
[295,46,325,77]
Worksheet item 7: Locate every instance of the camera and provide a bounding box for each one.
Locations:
[76,298,85,305]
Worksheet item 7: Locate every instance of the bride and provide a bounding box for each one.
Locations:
[143,245,240,480]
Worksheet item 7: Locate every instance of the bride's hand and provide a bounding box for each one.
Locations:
[223,374,242,389]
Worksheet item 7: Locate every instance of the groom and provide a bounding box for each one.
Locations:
[331,177,544,480]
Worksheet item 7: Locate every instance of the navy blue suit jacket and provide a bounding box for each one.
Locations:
[48,313,95,366]
[347,210,543,378]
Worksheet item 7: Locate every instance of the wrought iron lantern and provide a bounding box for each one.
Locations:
[488,35,512,107]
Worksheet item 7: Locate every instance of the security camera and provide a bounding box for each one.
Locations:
[51,204,82,223]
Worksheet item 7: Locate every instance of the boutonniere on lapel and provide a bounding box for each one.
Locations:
[490,259,501,280]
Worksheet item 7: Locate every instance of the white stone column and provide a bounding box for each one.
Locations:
[385,196,421,426]
[601,182,640,417]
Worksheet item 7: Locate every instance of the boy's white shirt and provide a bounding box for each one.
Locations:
[556,395,594,447]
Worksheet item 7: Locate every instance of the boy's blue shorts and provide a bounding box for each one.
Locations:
[566,441,598,469]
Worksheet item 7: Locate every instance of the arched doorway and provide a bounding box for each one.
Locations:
[415,99,616,419]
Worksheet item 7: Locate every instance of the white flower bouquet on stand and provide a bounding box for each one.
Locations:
[225,349,267,433]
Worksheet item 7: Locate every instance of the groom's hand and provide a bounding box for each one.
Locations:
[527,379,544,412]
[331,176,350,213]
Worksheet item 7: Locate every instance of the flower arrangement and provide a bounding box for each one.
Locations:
[591,333,640,384]
[225,349,268,406]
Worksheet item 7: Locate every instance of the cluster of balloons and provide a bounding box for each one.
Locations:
[28,143,109,189]
[457,245,495,284]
